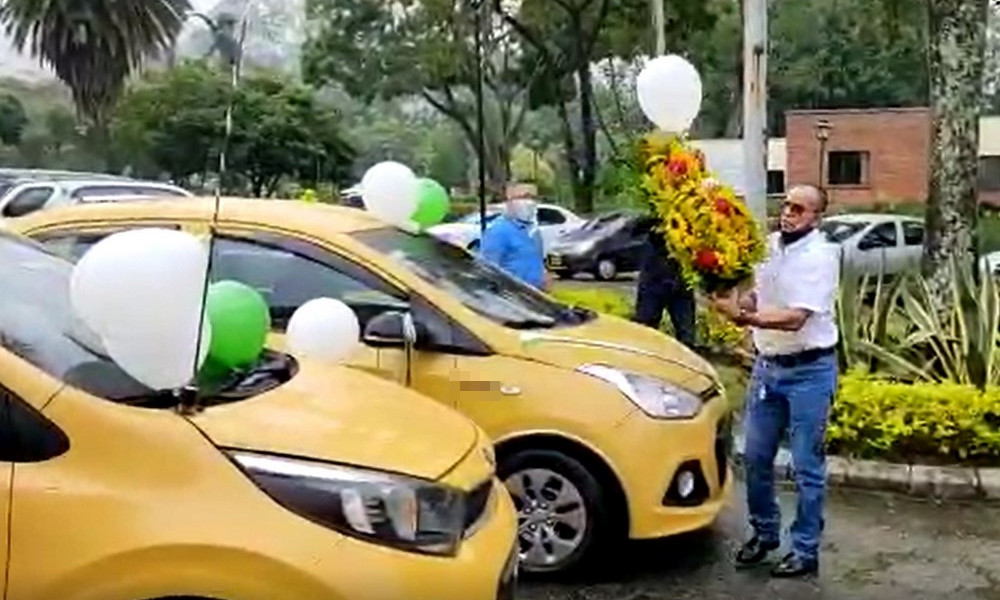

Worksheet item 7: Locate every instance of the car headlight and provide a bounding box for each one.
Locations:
[229,451,467,556]
[577,364,703,419]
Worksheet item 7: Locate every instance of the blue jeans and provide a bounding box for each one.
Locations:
[743,352,838,562]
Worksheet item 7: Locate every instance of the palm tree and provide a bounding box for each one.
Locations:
[0,0,192,133]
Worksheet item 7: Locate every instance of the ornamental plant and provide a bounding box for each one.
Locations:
[636,132,767,293]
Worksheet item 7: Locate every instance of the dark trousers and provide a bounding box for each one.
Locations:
[633,271,696,347]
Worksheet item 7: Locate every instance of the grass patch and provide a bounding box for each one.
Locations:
[981,211,1000,254]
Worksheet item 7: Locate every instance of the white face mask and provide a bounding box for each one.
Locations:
[508,199,537,223]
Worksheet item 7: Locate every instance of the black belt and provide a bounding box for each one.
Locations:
[759,346,836,368]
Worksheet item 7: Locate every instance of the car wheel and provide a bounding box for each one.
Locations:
[594,259,617,281]
[500,449,612,576]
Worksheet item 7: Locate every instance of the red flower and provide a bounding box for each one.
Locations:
[667,157,689,177]
[695,249,721,271]
[714,197,732,216]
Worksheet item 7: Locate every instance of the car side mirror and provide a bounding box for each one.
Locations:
[362,311,418,348]
[857,238,877,251]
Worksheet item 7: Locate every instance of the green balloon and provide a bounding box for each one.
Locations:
[205,280,271,369]
[412,178,450,230]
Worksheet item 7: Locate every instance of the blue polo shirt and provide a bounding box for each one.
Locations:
[479,215,545,288]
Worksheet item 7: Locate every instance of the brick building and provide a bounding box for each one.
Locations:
[784,107,1000,208]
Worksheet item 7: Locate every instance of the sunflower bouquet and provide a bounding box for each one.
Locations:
[636,131,767,293]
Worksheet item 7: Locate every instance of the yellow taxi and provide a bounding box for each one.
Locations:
[0,228,518,600]
[12,197,733,575]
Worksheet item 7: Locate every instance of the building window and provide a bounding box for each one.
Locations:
[827,151,869,186]
[766,170,785,195]
[979,156,1000,191]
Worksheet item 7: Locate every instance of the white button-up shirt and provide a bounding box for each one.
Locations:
[752,229,840,356]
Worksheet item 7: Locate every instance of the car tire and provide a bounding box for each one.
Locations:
[499,449,614,577]
[594,258,617,281]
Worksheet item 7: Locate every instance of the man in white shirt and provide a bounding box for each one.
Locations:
[712,184,840,578]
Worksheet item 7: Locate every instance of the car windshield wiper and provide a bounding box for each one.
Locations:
[502,317,557,330]
[112,352,297,407]
[559,305,596,324]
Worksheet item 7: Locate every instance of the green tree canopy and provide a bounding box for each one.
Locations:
[303,0,542,197]
[113,61,354,196]
[0,93,28,146]
[0,0,192,131]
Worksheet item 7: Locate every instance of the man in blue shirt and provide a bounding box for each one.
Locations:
[480,184,548,289]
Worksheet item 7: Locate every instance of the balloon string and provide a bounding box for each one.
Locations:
[190,5,250,391]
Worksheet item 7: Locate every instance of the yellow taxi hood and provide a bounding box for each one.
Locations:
[515,313,720,395]
[189,360,480,482]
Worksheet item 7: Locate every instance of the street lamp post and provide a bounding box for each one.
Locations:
[469,0,488,239]
[815,118,833,193]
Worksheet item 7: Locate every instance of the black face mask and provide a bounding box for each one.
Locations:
[780,227,814,246]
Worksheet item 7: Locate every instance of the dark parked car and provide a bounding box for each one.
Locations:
[545,211,645,280]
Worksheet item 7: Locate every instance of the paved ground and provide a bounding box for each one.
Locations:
[520,479,1000,600]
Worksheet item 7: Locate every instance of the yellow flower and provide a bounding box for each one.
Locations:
[637,132,765,290]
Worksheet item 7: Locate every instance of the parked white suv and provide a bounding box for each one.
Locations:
[429,202,584,253]
[821,213,925,276]
[0,179,192,219]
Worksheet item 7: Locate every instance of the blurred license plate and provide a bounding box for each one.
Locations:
[547,255,564,268]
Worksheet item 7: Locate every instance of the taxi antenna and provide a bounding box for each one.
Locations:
[181,3,250,415]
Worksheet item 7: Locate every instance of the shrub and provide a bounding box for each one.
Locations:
[828,370,1000,463]
[840,259,1000,389]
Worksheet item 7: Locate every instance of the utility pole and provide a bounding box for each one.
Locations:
[471,0,487,238]
[742,0,768,227]
[652,0,665,55]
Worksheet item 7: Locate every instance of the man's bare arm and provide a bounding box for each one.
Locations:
[737,307,810,332]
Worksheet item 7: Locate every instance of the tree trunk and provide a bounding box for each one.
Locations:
[576,63,598,215]
[922,0,988,303]
[556,98,585,209]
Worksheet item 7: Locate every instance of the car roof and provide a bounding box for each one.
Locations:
[0,169,133,182]
[11,179,184,189]
[825,212,922,224]
[17,196,390,235]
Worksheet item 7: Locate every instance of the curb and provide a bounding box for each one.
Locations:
[731,433,1000,501]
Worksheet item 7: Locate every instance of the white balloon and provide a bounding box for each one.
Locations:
[286,298,361,363]
[636,54,703,133]
[70,228,209,337]
[104,313,212,390]
[360,161,419,228]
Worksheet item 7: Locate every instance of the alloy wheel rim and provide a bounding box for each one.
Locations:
[504,468,587,569]
[598,260,616,279]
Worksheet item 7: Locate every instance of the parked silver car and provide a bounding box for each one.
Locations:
[821,213,925,276]
[0,179,192,219]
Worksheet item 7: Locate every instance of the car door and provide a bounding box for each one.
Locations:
[0,326,71,600]
[205,229,417,376]
[216,229,487,405]
[0,184,57,219]
[614,218,647,272]
[855,221,900,276]
[901,220,925,272]
[1,395,9,598]
[536,207,569,252]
